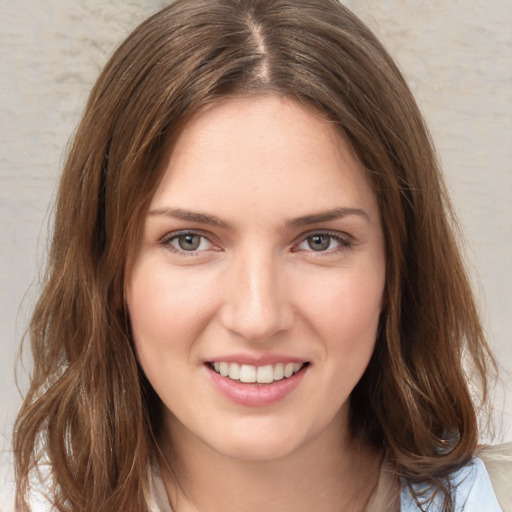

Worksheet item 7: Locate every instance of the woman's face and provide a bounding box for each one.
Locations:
[126,95,386,461]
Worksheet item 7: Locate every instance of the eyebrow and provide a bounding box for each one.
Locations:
[285,207,369,227]
[148,207,232,228]
[148,206,369,229]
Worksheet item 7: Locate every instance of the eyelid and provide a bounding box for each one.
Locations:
[292,230,354,253]
[159,229,220,254]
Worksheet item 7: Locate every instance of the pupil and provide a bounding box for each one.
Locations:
[179,234,200,251]
[308,235,330,251]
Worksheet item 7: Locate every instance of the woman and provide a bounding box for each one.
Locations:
[13,1,510,511]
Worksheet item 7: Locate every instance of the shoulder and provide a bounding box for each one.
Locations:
[477,442,512,512]
[401,444,512,512]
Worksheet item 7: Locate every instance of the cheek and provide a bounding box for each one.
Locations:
[295,265,384,398]
[299,268,384,339]
[126,262,219,363]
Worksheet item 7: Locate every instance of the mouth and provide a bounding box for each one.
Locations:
[207,361,310,385]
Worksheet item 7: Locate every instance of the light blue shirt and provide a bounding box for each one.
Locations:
[401,457,503,511]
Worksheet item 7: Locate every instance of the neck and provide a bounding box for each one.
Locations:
[157,413,382,512]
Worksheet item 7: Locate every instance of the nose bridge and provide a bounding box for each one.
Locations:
[221,243,291,341]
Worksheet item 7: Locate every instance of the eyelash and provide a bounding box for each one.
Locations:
[293,231,353,254]
[158,230,354,256]
[159,230,216,256]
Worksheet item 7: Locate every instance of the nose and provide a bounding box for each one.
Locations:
[219,247,293,342]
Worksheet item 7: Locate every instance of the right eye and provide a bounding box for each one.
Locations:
[160,232,214,254]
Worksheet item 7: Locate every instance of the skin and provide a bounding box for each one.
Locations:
[126,95,386,512]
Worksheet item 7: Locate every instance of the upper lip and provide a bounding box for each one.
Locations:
[206,353,309,366]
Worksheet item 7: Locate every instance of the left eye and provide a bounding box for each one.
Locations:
[164,233,213,252]
[297,234,345,252]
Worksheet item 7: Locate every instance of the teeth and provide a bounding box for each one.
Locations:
[211,361,305,383]
[284,363,294,378]
[256,365,273,384]
[273,363,284,381]
[239,364,257,383]
[219,362,229,377]
[228,362,240,380]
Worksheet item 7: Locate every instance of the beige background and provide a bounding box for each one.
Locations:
[1,1,510,509]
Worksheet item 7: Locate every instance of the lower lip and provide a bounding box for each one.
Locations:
[206,365,308,407]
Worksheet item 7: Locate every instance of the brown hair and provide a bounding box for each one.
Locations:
[13,1,495,511]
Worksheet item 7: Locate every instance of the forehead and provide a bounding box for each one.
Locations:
[151,94,379,225]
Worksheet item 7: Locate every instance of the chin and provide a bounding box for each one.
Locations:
[170,411,314,463]
[210,430,304,462]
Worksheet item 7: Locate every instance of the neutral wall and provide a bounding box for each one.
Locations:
[1,1,510,510]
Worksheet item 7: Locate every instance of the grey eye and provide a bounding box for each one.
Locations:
[307,235,331,251]
[177,234,202,251]
[162,231,214,254]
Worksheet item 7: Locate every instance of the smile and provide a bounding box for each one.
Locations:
[209,362,307,384]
